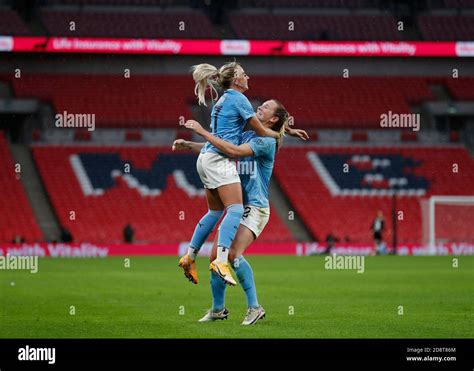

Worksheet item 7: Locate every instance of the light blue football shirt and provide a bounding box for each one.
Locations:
[201,89,255,157]
[238,130,277,208]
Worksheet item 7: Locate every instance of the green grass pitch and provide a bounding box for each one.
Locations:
[0,256,472,338]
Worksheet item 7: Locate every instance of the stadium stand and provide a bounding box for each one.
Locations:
[273,146,474,244]
[40,8,217,38]
[248,0,374,7]
[0,0,473,248]
[2,74,195,128]
[418,15,474,41]
[0,74,444,129]
[443,0,474,9]
[246,76,434,128]
[0,7,30,35]
[44,0,192,5]
[0,132,43,243]
[2,1,474,41]
[32,146,293,244]
[229,13,403,40]
[444,77,474,100]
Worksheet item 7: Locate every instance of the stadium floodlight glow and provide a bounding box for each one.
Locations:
[424,195,474,255]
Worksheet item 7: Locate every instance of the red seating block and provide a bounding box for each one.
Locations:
[418,16,474,41]
[0,8,30,35]
[246,76,434,129]
[32,146,293,244]
[1,74,461,130]
[274,146,474,244]
[40,9,216,38]
[444,77,474,100]
[4,74,195,129]
[230,14,402,41]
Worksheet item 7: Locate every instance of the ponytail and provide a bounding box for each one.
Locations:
[271,99,289,151]
[190,63,219,106]
[190,61,242,106]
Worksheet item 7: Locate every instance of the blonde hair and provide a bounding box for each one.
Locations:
[191,61,242,106]
[270,99,288,151]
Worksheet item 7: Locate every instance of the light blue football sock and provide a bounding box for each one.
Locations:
[189,209,223,251]
[210,271,227,312]
[232,256,259,308]
[217,204,244,249]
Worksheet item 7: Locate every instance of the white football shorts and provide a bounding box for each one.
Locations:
[196,151,241,189]
[240,204,270,238]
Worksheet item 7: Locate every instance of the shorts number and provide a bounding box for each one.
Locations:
[242,206,251,219]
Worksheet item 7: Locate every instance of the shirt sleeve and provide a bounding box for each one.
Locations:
[248,137,275,158]
[236,95,256,122]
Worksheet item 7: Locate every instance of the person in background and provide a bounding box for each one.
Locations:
[123,223,134,244]
[60,226,73,243]
[322,233,336,254]
[371,210,387,255]
[12,235,25,244]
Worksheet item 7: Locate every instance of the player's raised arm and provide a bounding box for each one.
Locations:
[172,139,204,154]
[285,125,310,141]
[184,120,253,158]
[247,115,280,140]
